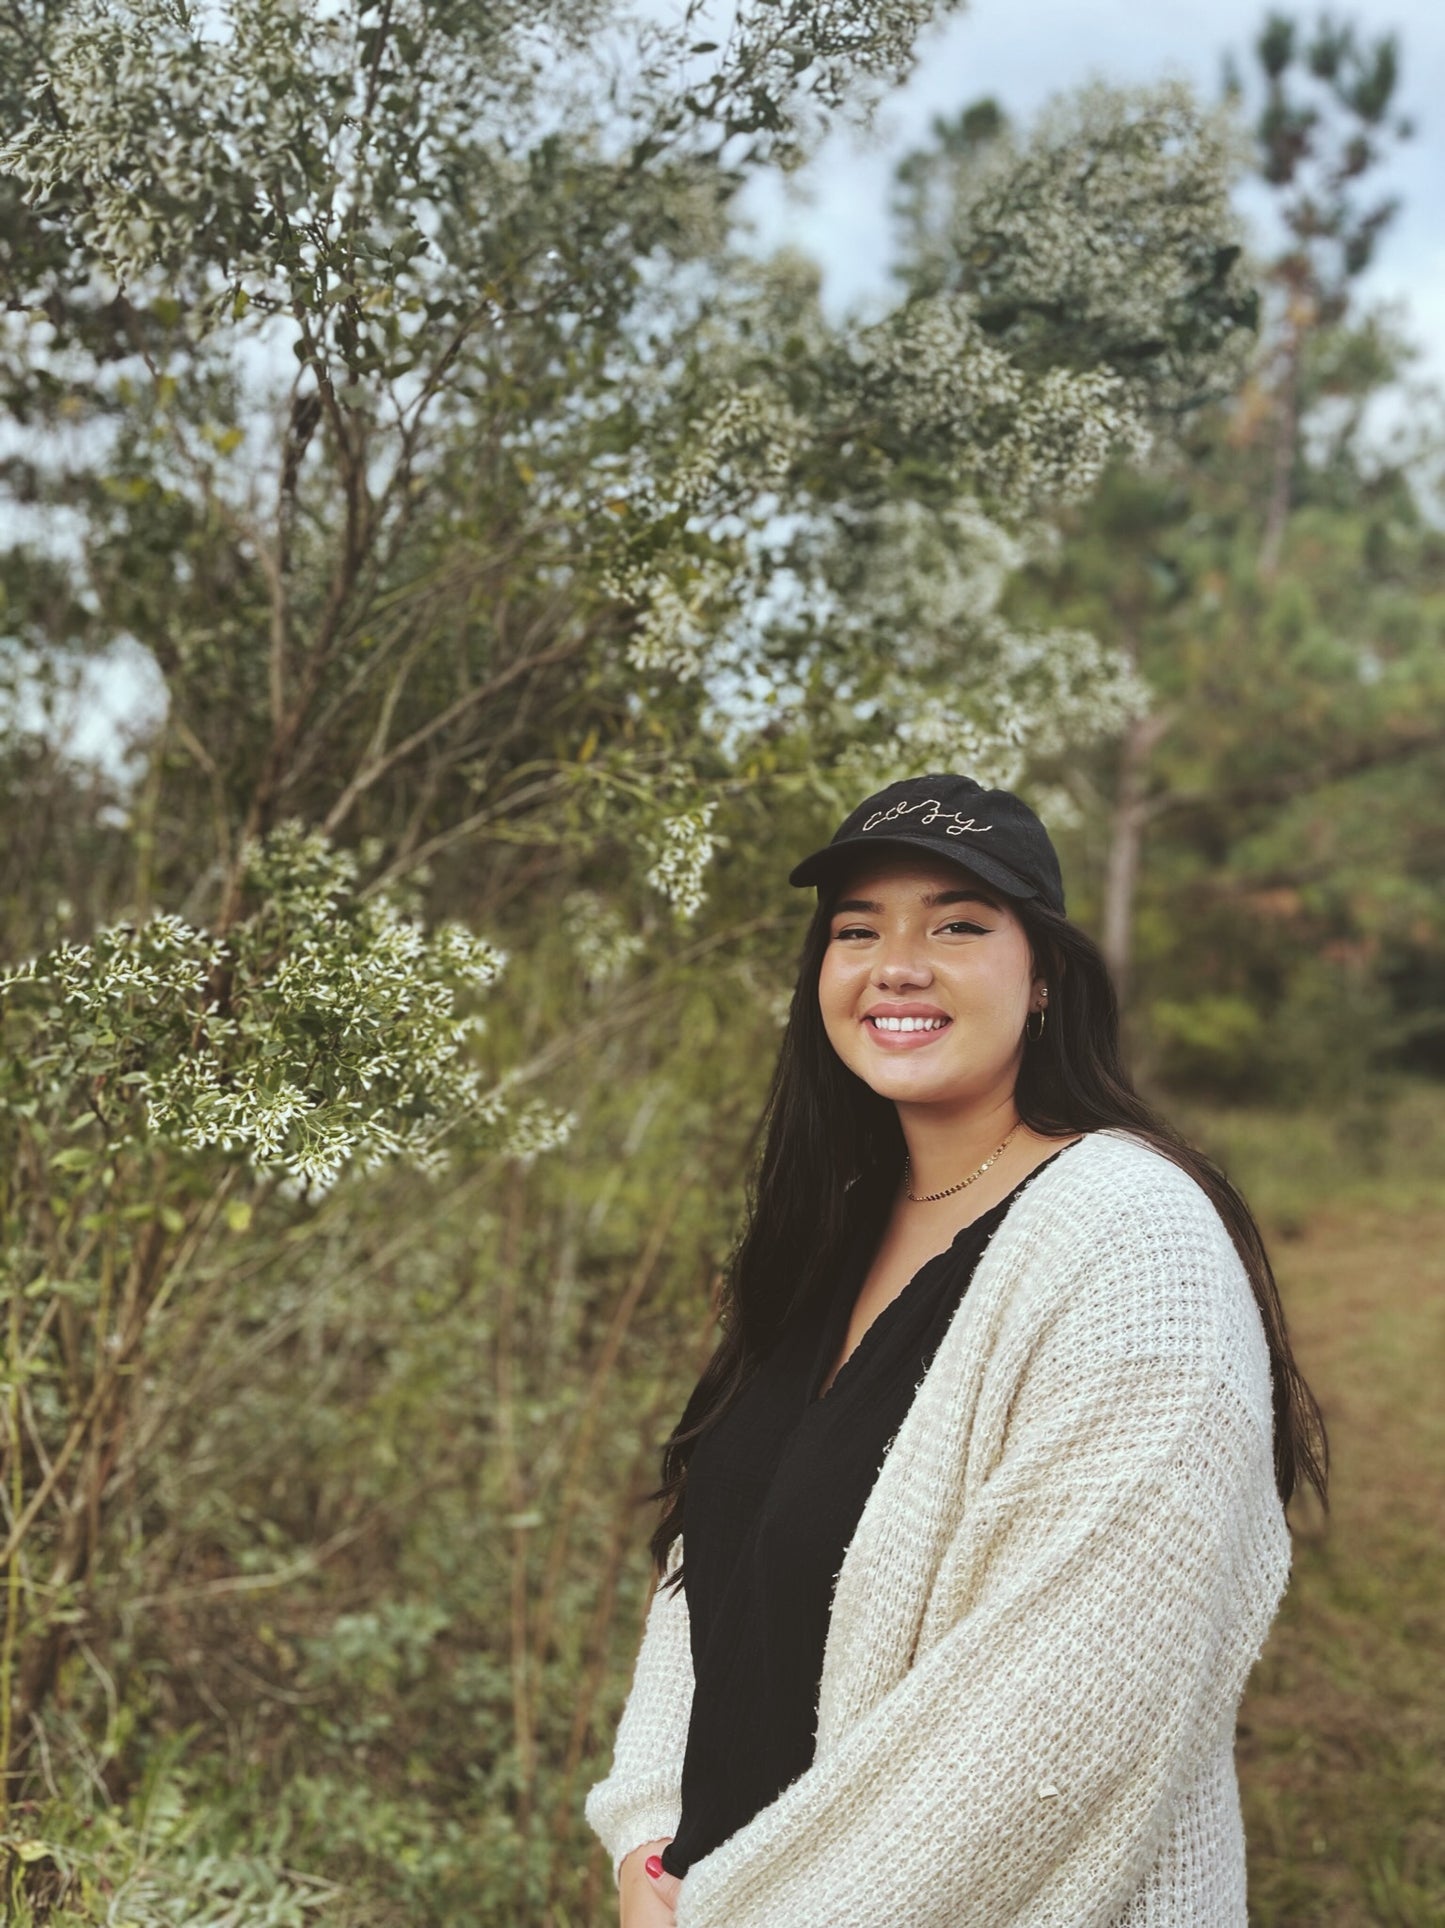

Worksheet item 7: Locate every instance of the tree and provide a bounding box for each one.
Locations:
[1225,9,1413,578]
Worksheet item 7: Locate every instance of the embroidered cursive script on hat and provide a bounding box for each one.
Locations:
[788,774,1066,915]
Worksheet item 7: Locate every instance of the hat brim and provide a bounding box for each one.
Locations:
[788,834,1039,901]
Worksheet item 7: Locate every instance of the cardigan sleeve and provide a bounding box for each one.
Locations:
[583,1533,695,1889]
[671,1187,1292,1928]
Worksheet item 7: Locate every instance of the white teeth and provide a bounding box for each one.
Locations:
[871,1015,947,1032]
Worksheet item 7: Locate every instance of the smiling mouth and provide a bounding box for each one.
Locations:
[864,1015,952,1043]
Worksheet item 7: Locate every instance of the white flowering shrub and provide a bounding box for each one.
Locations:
[582,83,1255,854]
[644,803,720,920]
[0,821,568,1196]
[609,556,739,683]
[1,0,964,317]
[0,819,574,1803]
[668,386,811,510]
[855,302,1151,511]
[1,9,1260,962]
[748,493,1153,799]
[893,80,1256,414]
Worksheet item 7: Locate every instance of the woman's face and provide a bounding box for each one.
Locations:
[816,850,1044,1115]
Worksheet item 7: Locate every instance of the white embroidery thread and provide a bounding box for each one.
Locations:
[861,799,994,838]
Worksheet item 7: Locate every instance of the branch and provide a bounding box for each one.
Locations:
[320,633,586,838]
[357,770,572,896]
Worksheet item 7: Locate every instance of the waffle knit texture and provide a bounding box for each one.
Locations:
[583,1128,1293,1926]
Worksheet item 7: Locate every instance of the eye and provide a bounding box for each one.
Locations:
[833,925,877,941]
[939,920,988,936]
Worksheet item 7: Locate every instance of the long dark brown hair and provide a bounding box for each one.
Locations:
[645,875,1329,1594]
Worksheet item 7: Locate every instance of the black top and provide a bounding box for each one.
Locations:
[659,1148,1070,1880]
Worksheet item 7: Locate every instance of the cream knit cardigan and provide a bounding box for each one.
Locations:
[584,1128,1293,1926]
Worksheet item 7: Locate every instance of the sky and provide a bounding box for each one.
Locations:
[736,0,1445,387]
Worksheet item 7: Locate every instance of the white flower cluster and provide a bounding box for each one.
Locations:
[644,803,719,920]
[844,497,1026,638]
[888,700,1028,790]
[599,383,812,685]
[838,615,1149,801]
[237,818,361,918]
[669,385,807,511]
[831,700,1027,801]
[3,0,964,318]
[994,623,1153,757]
[1006,366,1153,504]
[802,493,1151,797]
[0,823,557,1195]
[2,0,341,294]
[563,891,644,988]
[608,557,735,682]
[857,297,1152,511]
[496,1095,578,1165]
[1,913,212,1008]
[1023,781,1085,833]
[427,921,509,992]
[939,80,1250,409]
[726,0,963,125]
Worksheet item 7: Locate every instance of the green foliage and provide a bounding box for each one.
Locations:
[1150,992,1267,1095]
[1,1747,339,1923]
[0,822,553,1195]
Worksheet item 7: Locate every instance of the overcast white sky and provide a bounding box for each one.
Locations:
[738,0,1445,386]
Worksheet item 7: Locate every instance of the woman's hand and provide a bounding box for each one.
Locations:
[619,1836,684,1925]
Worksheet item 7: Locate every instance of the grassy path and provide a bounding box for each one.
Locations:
[1239,1201,1445,1926]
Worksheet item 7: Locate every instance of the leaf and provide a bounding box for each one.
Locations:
[50,1146,96,1171]
[224,1198,254,1234]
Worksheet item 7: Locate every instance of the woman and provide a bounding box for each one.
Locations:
[585,772,1327,1928]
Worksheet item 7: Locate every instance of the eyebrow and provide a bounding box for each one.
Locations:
[831,889,1002,915]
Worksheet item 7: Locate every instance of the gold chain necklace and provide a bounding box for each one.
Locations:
[904,1121,1023,1203]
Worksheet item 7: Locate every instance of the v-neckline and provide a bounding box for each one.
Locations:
[806,1141,1078,1408]
[807,1207,998,1408]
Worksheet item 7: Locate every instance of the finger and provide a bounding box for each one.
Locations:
[643,1854,683,1910]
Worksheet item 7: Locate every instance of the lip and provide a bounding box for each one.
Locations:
[862,1005,953,1051]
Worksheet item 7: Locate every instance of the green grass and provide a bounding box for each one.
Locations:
[1168,1076,1445,1237]
[1211,1082,1445,1926]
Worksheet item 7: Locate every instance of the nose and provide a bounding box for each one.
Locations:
[872,931,933,990]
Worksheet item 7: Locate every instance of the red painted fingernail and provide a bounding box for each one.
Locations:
[644,1854,664,1879]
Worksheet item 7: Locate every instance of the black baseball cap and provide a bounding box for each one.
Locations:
[788,773,1066,915]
